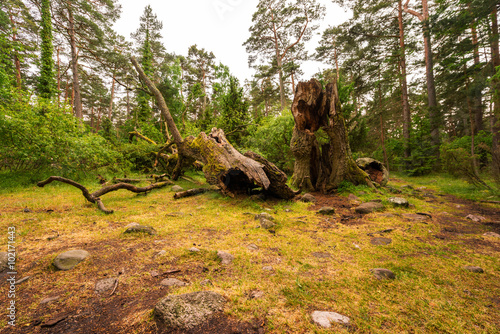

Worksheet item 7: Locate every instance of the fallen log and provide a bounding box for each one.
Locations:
[173,188,209,199]
[37,176,171,214]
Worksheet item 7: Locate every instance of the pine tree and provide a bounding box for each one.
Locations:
[38,0,56,99]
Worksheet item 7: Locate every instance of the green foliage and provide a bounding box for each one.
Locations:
[118,141,157,172]
[244,111,295,172]
[0,99,122,177]
[38,0,56,99]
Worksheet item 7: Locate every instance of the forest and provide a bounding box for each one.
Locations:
[0,0,499,333]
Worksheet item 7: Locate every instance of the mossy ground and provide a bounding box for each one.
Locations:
[0,172,499,333]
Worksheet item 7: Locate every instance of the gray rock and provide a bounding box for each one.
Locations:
[311,311,350,328]
[259,218,276,230]
[0,252,8,272]
[348,194,360,201]
[370,268,396,280]
[356,158,389,186]
[200,279,213,286]
[318,207,335,215]
[300,193,317,203]
[154,291,226,330]
[155,250,167,257]
[483,232,500,238]
[355,202,384,214]
[249,290,264,299]
[262,266,274,271]
[161,278,188,287]
[388,197,409,208]
[466,215,486,222]
[172,185,184,192]
[254,213,275,221]
[312,252,332,258]
[189,247,201,253]
[95,278,117,294]
[217,251,234,265]
[402,213,430,222]
[371,237,392,246]
[124,224,157,236]
[53,250,90,271]
[247,243,259,251]
[40,296,60,305]
[464,266,484,273]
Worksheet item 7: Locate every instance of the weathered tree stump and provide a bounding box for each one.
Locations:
[291,79,373,192]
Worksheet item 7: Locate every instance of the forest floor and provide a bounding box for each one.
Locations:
[0,172,499,334]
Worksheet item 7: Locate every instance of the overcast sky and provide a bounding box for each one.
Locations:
[113,0,352,83]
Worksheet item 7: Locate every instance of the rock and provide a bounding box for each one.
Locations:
[348,194,360,201]
[259,218,276,230]
[318,207,335,215]
[189,247,201,253]
[40,296,60,305]
[217,251,234,265]
[402,213,430,222]
[311,311,350,328]
[262,266,274,271]
[355,202,384,214]
[370,268,396,280]
[312,252,332,258]
[371,237,392,246]
[95,278,117,294]
[356,158,389,186]
[124,224,157,235]
[483,232,500,238]
[200,279,212,286]
[466,214,486,223]
[172,185,184,192]
[254,213,275,221]
[388,197,409,208]
[464,266,484,273]
[161,278,188,287]
[0,252,8,272]
[154,291,226,330]
[53,250,90,271]
[249,290,265,299]
[23,207,32,213]
[247,244,259,251]
[300,193,317,203]
[155,250,167,257]
[379,213,396,218]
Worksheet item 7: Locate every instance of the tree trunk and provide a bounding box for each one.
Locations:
[398,0,411,161]
[290,79,373,193]
[109,69,116,120]
[491,6,500,181]
[471,16,483,134]
[67,5,82,119]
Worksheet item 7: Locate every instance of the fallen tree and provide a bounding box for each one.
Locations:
[37,176,172,214]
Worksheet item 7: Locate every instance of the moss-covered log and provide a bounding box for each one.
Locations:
[291,79,373,192]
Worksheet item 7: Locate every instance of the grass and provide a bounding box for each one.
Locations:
[0,171,499,333]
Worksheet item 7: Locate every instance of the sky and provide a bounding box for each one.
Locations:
[113,0,352,83]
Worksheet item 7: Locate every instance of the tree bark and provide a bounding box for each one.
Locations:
[491,6,500,181]
[290,79,373,193]
[471,15,483,134]
[398,0,411,161]
[67,5,82,119]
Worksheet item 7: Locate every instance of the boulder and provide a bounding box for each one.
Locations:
[172,185,184,192]
[124,224,157,236]
[154,291,226,330]
[217,251,234,265]
[160,278,188,287]
[300,193,317,203]
[388,197,409,208]
[259,218,276,230]
[318,207,336,215]
[464,266,484,273]
[53,250,89,271]
[370,268,396,280]
[355,202,384,214]
[356,158,389,186]
[311,311,350,328]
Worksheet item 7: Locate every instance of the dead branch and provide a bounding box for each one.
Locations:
[173,188,209,200]
[37,176,171,214]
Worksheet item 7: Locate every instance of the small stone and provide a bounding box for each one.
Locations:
[466,214,486,222]
[355,202,384,214]
[189,247,200,253]
[217,251,234,265]
[247,243,259,251]
[353,243,361,249]
[155,250,167,257]
[348,194,360,201]
[249,290,265,299]
[0,252,8,272]
[312,252,332,258]
[300,193,317,203]
[23,207,32,213]
[388,197,409,208]
[150,270,160,278]
[200,279,213,286]
[40,296,60,305]
[259,218,276,230]
[53,250,90,271]
[483,232,500,238]
[311,311,350,328]
[124,224,157,236]
[402,214,430,222]
[371,237,392,246]
[254,213,275,221]
[464,266,484,273]
[262,266,274,271]
[154,291,226,330]
[370,268,396,280]
[318,207,335,215]
[95,278,117,294]
[172,185,184,192]
[160,278,188,287]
